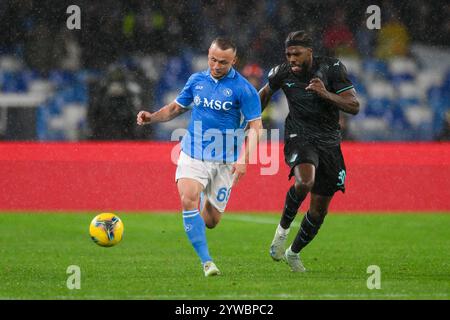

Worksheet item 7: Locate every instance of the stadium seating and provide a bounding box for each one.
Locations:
[1,50,449,141]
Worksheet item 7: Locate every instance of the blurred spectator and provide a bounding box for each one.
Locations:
[81,3,124,70]
[355,14,376,58]
[241,62,277,131]
[87,64,146,140]
[251,25,283,67]
[322,9,357,57]
[53,28,82,71]
[442,5,450,47]
[242,63,264,89]
[435,110,450,141]
[375,10,411,59]
[24,24,55,75]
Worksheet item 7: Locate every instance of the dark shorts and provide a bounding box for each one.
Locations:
[284,138,347,196]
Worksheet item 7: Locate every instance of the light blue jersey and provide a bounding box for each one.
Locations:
[175,68,261,163]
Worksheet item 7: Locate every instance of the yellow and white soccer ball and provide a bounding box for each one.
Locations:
[89,213,124,247]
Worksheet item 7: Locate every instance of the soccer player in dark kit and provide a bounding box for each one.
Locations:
[259,30,360,272]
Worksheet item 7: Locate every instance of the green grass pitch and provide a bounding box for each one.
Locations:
[0,212,449,300]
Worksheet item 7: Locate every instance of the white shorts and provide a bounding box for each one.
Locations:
[175,151,234,213]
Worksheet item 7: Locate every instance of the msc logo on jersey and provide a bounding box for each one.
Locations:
[201,97,232,111]
[223,88,233,97]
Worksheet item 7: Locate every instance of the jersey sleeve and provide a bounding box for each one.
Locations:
[175,74,197,108]
[329,60,354,94]
[240,82,262,122]
[267,65,284,92]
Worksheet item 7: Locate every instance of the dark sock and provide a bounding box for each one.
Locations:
[280,185,302,229]
[291,211,324,253]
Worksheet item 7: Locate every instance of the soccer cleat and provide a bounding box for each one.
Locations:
[284,246,306,272]
[203,261,221,277]
[269,226,289,261]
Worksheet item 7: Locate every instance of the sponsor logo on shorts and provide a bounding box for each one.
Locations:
[289,152,298,164]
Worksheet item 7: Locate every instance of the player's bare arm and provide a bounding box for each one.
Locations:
[137,101,188,125]
[306,78,360,115]
[258,84,274,112]
[232,118,263,186]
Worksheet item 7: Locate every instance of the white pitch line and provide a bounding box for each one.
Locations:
[223,215,283,225]
[146,292,450,299]
[40,292,450,299]
[223,214,302,228]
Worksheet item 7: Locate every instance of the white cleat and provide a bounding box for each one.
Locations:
[270,226,289,261]
[284,246,306,272]
[203,261,221,277]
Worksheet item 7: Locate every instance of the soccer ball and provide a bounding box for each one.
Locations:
[89,213,124,247]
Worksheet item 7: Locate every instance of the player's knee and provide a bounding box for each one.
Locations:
[180,193,199,211]
[295,179,314,194]
[309,209,327,223]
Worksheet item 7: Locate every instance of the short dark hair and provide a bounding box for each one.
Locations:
[285,30,313,48]
[211,37,237,53]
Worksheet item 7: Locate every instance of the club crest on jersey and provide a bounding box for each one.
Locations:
[268,66,279,78]
[223,88,233,97]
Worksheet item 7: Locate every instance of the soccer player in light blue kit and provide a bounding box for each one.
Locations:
[137,38,262,276]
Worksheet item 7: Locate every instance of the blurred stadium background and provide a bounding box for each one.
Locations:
[0,0,449,301]
[0,0,449,142]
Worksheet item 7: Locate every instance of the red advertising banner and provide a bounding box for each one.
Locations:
[0,142,449,212]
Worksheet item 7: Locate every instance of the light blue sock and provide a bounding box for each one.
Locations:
[182,209,211,264]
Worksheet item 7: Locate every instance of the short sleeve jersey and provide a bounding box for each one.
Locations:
[176,68,261,162]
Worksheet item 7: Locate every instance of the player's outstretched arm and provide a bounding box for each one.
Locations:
[137,101,188,126]
[258,84,274,112]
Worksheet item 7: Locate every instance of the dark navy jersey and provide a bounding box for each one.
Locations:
[268,56,354,146]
